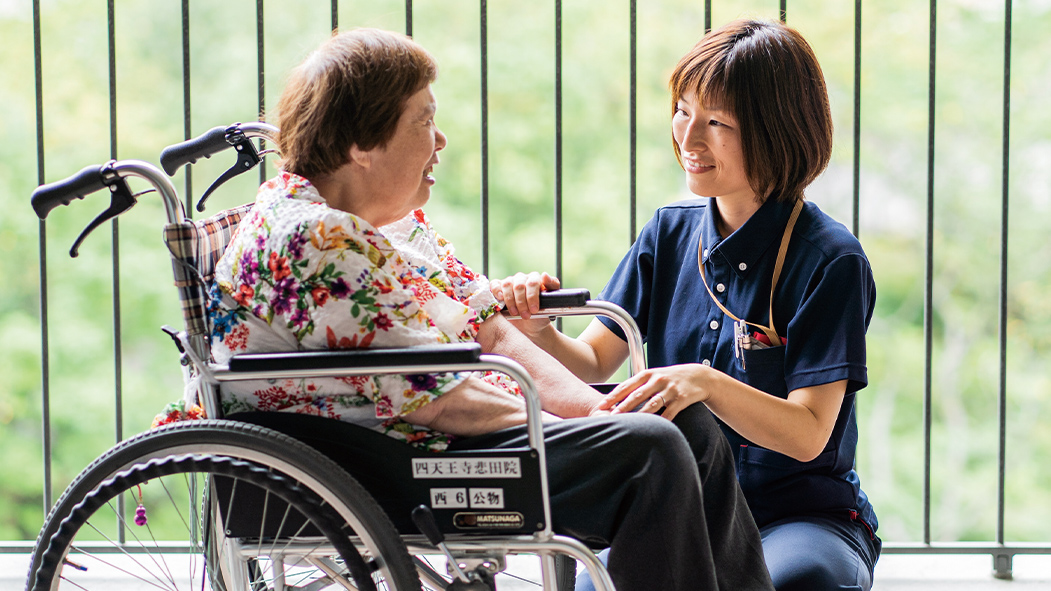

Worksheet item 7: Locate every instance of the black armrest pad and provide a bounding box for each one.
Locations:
[537,288,590,309]
[228,343,482,373]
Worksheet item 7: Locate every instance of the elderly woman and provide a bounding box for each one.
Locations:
[208,28,772,591]
[494,19,881,591]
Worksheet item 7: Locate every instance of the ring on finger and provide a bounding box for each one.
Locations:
[654,394,665,407]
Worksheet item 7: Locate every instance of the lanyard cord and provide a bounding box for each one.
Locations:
[697,198,804,346]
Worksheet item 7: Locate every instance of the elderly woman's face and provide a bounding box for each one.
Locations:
[366,85,447,225]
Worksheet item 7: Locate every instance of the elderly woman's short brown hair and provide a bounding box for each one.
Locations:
[275,28,438,179]
[670,19,833,203]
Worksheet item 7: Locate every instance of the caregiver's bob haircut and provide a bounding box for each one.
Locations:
[670,19,833,203]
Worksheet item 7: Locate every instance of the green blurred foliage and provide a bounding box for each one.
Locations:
[2,0,1050,547]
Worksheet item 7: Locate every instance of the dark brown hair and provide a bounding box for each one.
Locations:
[275,28,438,178]
[669,19,832,203]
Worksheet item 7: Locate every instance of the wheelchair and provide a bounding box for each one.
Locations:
[25,122,647,591]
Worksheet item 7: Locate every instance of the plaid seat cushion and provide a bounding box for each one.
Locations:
[164,203,254,336]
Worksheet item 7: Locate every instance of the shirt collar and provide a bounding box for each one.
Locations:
[701,196,797,279]
[268,170,326,204]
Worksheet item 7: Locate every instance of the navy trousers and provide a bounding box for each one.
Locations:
[574,405,881,591]
[761,512,881,591]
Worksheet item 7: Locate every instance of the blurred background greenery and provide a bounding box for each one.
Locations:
[1,0,1050,548]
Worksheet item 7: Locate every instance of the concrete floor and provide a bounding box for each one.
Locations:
[4,551,1049,590]
[866,554,1051,590]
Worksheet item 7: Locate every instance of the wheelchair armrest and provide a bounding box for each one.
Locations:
[506,288,646,377]
[228,343,482,373]
[537,288,590,309]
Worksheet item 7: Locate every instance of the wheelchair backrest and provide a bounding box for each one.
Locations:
[163,203,254,337]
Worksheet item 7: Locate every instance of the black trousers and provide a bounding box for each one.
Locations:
[450,405,773,591]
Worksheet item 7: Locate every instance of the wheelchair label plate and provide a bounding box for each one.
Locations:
[412,457,521,479]
[430,487,505,509]
[453,512,525,530]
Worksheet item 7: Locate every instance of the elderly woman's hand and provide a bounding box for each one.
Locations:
[489,271,561,336]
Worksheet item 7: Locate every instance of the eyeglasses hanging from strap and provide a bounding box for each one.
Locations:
[697,199,804,368]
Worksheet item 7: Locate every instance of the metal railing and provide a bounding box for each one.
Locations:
[8,0,1050,581]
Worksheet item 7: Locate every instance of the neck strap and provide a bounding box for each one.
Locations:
[697,198,804,345]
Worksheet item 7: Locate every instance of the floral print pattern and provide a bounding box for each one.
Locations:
[210,172,507,451]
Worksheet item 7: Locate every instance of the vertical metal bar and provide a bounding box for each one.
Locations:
[705,0,711,33]
[997,0,1012,549]
[108,0,126,545]
[923,0,937,547]
[33,0,52,514]
[405,0,413,36]
[554,0,563,284]
[181,0,193,217]
[108,0,117,163]
[480,0,489,276]
[107,0,122,445]
[332,0,338,31]
[780,0,787,22]
[852,0,861,237]
[629,0,637,245]
[257,0,266,185]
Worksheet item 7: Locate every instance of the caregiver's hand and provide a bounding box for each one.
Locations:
[599,364,713,421]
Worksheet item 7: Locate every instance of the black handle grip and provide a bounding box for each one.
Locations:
[411,505,445,546]
[537,288,590,309]
[159,126,231,176]
[31,164,108,219]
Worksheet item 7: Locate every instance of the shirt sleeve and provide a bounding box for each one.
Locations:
[434,248,501,339]
[784,252,875,394]
[395,209,502,340]
[597,213,658,341]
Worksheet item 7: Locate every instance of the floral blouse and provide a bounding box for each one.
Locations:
[209,171,512,450]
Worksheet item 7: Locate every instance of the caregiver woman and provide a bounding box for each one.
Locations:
[492,19,881,591]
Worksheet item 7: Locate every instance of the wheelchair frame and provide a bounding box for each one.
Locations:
[26,123,648,591]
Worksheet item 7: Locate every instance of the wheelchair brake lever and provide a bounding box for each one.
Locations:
[195,129,262,213]
[68,172,138,258]
[412,506,472,584]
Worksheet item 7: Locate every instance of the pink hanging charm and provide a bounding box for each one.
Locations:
[134,484,147,526]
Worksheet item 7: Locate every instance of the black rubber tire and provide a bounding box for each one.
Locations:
[555,554,577,590]
[25,420,420,591]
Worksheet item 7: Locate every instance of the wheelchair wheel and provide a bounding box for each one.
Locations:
[554,554,576,590]
[25,420,420,591]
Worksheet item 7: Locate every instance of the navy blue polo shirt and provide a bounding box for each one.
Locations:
[599,197,878,532]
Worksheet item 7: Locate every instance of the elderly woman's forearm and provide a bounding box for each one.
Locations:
[477,315,605,418]
[402,377,527,436]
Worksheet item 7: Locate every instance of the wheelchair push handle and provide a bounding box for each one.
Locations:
[159,125,230,175]
[31,162,111,219]
[160,121,279,212]
[30,159,182,257]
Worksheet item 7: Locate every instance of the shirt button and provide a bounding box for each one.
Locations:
[702,359,712,366]
[703,248,710,258]
[738,262,748,271]
[709,320,719,330]
[716,283,726,293]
